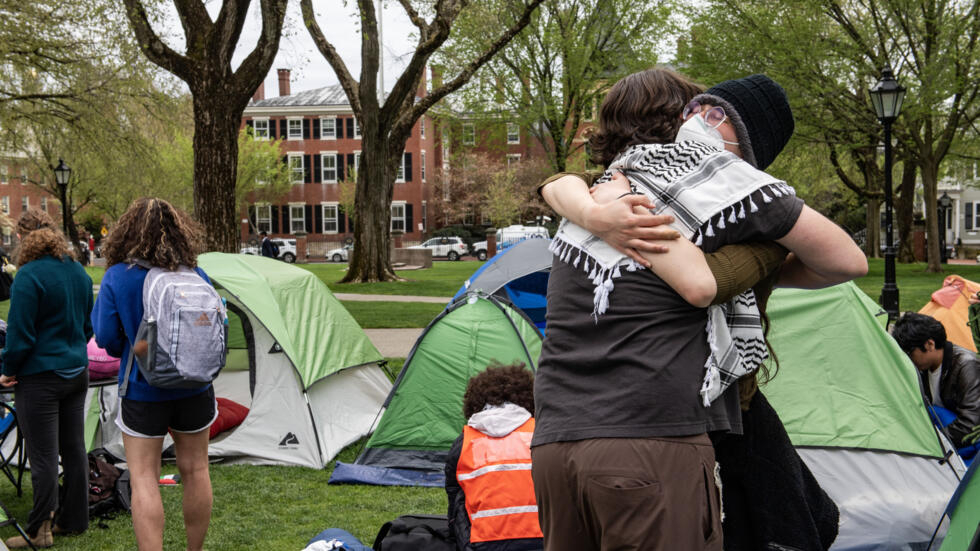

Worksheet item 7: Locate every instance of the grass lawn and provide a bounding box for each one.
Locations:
[340,301,446,328]
[853,259,980,313]
[2,257,979,549]
[301,260,479,297]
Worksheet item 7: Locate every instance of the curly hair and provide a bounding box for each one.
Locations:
[15,227,70,265]
[102,197,203,270]
[589,68,704,167]
[17,207,57,236]
[462,362,535,419]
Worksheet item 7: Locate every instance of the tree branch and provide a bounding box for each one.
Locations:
[396,0,428,38]
[402,0,546,132]
[234,0,288,100]
[300,0,360,116]
[172,0,212,54]
[121,0,196,82]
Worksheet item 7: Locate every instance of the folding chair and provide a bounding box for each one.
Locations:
[0,402,24,497]
[0,499,35,551]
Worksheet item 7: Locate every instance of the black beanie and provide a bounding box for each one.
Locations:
[704,74,794,170]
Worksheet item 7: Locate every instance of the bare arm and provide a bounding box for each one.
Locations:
[551,174,717,306]
[540,175,681,263]
[776,205,868,288]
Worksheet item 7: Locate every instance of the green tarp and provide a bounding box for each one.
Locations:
[763,283,941,458]
[358,295,542,469]
[197,253,382,389]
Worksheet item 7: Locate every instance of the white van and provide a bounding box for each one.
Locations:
[497,225,550,249]
[472,225,550,259]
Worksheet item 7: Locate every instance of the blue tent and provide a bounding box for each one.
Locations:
[451,238,552,329]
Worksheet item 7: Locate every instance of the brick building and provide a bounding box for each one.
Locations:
[240,68,596,251]
[240,69,435,254]
[0,154,62,247]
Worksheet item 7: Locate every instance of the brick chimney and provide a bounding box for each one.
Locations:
[252,81,265,102]
[277,68,291,97]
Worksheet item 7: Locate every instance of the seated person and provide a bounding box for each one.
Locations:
[892,312,980,447]
[445,362,542,551]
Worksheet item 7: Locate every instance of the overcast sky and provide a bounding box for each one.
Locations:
[161,1,419,96]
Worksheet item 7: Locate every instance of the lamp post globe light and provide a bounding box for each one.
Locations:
[53,158,71,237]
[869,65,906,325]
[938,192,952,264]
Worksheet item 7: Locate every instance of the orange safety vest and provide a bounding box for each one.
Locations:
[456,417,543,543]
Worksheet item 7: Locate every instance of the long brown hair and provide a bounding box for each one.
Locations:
[589,68,703,167]
[102,198,203,270]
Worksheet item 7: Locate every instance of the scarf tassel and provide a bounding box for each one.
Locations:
[728,206,737,224]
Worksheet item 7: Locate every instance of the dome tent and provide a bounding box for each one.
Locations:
[87,253,391,468]
[331,293,542,485]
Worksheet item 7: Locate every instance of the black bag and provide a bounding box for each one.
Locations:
[372,514,454,551]
[88,450,131,519]
[0,254,12,302]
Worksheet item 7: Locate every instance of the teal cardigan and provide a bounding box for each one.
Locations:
[2,255,93,377]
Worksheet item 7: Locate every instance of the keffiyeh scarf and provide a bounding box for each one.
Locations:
[551,142,796,406]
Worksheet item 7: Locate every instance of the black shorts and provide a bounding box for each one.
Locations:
[116,387,217,439]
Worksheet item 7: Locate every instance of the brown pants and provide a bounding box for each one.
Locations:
[531,435,722,551]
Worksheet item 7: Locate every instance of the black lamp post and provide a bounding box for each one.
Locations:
[938,192,952,264]
[869,65,906,324]
[53,159,71,237]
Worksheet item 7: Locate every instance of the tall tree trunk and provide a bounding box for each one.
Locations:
[895,161,917,263]
[920,157,941,272]
[192,95,240,253]
[344,131,397,283]
[865,197,880,258]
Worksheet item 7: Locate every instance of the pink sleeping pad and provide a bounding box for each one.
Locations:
[87,338,120,380]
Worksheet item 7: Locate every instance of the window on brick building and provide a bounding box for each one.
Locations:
[255,204,272,233]
[322,153,338,183]
[288,153,304,184]
[288,118,302,140]
[321,118,336,139]
[253,119,269,139]
[322,203,338,233]
[290,204,305,233]
[463,123,475,145]
[507,122,520,144]
[391,203,406,232]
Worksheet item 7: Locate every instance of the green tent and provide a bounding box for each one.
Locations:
[761,283,965,549]
[355,293,542,473]
[938,458,980,550]
[87,253,391,468]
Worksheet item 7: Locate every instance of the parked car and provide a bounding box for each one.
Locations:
[240,238,298,263]
[470,241,488,261]
[326,244,353,262]
[409,236,469,261]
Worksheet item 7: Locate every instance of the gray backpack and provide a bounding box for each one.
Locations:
[121,263,227,396]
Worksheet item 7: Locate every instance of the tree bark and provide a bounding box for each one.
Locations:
[920,156,942,272]
[865,196,880,258]
[895,160,917,263]
[192,94,241,252]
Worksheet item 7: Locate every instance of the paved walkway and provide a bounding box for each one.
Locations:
[337,294,449,356]
[333,293,450,303]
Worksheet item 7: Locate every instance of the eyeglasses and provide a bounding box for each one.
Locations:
[682,100,727,128]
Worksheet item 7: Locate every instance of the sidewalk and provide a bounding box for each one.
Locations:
[336,294,449,357]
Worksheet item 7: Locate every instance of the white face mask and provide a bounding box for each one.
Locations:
[674,113,725,149]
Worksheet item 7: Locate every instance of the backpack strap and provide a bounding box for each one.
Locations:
[372,521,393,551]
[119,341,136,398]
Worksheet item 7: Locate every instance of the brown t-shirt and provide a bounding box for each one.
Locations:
[532,189,804,446]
